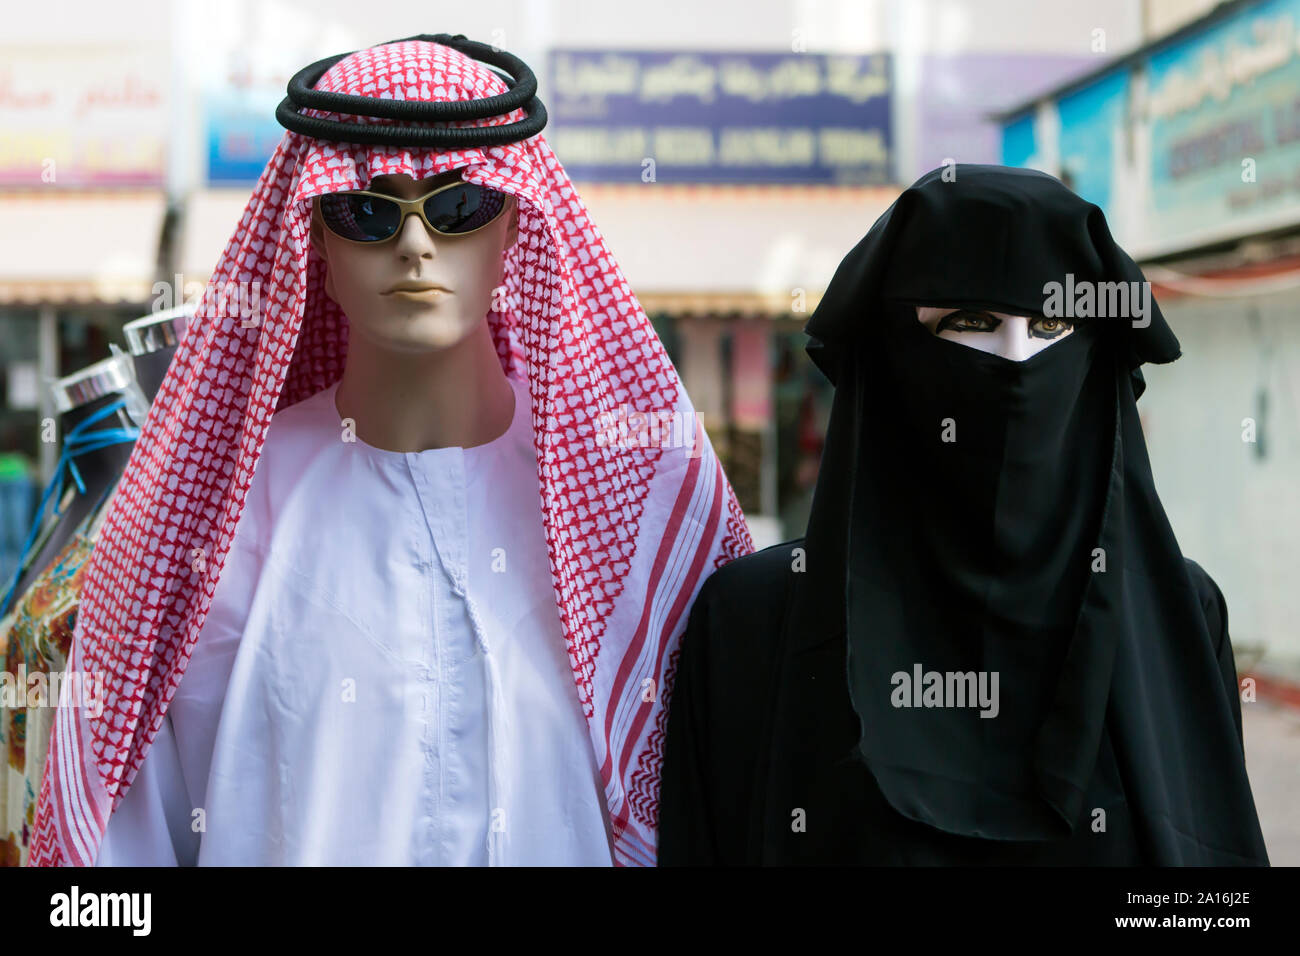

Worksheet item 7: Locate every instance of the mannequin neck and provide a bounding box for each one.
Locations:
[334,319,515,452]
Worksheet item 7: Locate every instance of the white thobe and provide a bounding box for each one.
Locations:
[94,371,614,866]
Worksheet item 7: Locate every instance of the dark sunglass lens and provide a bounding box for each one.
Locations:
[319,192,401,241]
[424,183,506,234]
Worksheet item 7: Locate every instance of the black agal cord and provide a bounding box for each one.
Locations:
[275,33,548,147]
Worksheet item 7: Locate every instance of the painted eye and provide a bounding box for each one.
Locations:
[1029,317,1074,340]
[937,310,999,333]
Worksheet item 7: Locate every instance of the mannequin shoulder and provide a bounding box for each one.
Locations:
[1183,557,1229,654]
[263,387,340,452]
[682,538,806,657]
[668,540,806,753]
[698,538,808,606]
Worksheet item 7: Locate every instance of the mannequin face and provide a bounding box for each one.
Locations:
[309,169,518,354]
[915,306,1074,361]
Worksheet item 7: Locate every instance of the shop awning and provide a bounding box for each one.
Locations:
[636,290,825,317]
[1144,254,1300,302]
[0,190,168,305]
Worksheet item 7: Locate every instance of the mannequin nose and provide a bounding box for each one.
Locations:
[999,316,1033,361]
[393,212,439,258]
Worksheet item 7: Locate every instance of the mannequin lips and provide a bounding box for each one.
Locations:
[384,281,452,296]
[388,288,450,301]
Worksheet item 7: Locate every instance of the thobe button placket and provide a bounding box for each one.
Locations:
[406,446,496,863]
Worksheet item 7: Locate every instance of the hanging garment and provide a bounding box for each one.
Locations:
[1,527,100,867]
[0,388,143,867]
[658,164,1268,866]
[1,389,142,619]
[0,453,34,590]
[31,35,752,868]
[2,461,121,868]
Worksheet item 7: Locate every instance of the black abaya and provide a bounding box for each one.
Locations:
[659,541,1249,864]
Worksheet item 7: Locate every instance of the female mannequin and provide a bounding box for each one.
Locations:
[93,165,625,865]
[658,164,1269,867]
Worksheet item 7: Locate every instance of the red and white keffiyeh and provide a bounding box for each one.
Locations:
[29,37,753,867]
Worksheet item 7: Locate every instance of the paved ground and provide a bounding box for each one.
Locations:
[1242,701,1300,866]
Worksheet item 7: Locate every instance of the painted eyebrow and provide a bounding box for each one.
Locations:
[936,308,1001,329]
[938,308,996,318]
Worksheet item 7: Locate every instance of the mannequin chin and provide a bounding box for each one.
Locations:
[916,305,1074,361]
[310,169,519,354]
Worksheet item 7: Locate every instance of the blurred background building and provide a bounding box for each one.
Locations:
[1,2,1296,779]
[997,0,1300,684]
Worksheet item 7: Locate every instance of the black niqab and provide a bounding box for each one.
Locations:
[849,306,1114,840]
[804,164,1265,860]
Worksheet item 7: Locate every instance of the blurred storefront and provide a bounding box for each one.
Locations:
[998,0,1300,670]
[0,44,171,583]
[646,303,836,545]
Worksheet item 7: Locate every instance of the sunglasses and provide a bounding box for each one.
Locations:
[317,180,510,243]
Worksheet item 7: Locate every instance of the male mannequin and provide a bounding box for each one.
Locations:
[93,164,620,865]
[658,164,1268,867]
[33,34,752,868]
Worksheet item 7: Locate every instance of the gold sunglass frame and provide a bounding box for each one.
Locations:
[315,180,511,243]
